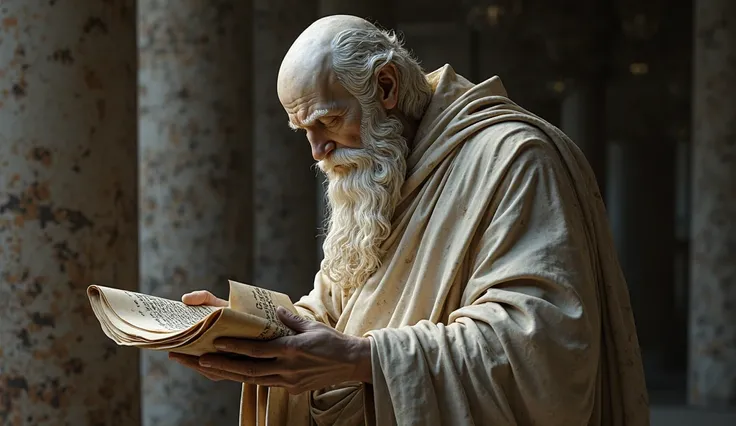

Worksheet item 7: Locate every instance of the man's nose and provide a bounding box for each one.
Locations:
[309,134,336,161]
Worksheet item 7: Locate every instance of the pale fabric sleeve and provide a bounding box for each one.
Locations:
[366,140,602,426]
[293,272,342,327]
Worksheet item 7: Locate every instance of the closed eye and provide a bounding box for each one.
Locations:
[320,116,341,128]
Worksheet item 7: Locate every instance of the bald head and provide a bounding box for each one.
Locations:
[278,15,376,99]
[279,16,434,289]
[276,14,433,163]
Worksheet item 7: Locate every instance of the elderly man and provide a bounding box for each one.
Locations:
[170,14,649,426]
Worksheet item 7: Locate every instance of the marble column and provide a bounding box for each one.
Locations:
[556,0,609,194]
[0,2,139,425]
[689,0,736,408]
[561,81,607,193]
[606,139,676,386]
[605,64,679,388]
[253,0,319,300]
[138,1,253,424]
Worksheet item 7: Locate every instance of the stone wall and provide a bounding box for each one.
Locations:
[137,1,254,424]
[0,1,140,424]
[689,0,736,408]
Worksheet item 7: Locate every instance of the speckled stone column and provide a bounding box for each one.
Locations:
[0,2,139,425]
[138,1,252,424]
[689,0,736,408]
[253,0,318,300]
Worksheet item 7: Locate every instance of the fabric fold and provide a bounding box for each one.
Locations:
[239,64,649,426]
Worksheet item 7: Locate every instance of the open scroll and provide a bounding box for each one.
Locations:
[87,280,297,356]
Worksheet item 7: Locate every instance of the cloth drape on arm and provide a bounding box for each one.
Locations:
[239,65,649,426]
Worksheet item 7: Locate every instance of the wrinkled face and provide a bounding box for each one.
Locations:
[278,65,409,290]
[279,66,363,168]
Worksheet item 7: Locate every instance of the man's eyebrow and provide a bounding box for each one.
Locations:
[287,105,339,130]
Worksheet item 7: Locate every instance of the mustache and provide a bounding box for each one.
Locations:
[317,147,374,172]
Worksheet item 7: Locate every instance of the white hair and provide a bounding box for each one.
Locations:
[317,27,432,290]
[329,27,433,122]
[318,114,407,289]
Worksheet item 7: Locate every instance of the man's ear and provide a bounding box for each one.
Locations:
[376,63,399,110]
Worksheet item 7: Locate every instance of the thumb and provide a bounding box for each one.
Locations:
[182,290,228,307]
[276,306,313,333]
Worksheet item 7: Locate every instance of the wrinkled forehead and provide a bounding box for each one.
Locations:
[278,65,330,106]
[277,60,356,121]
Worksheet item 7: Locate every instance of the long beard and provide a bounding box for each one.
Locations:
[318,109,408,290]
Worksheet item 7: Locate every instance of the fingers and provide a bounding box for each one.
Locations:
[196,367,229,382]
[168,352,198,366]
[198,354,285,377]
[169,353,291,388]
[169,353,228,382]
[195,357,288,387]
[276,307,313,333]
[181,290,228,307]
[213,338,287,358]
[196,365,248,383]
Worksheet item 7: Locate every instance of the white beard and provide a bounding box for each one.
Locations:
[318,104,408,290]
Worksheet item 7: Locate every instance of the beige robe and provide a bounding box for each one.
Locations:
[240,65,649,426]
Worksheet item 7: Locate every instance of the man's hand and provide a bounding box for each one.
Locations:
[170,292,372,394]
[168,290,230,382]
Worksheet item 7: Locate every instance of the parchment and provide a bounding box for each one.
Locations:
[94,286,219,332]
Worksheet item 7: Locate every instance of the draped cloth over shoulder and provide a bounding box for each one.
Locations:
[239,65,649,426]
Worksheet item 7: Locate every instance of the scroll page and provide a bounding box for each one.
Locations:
[88,285,219,333]
[228,280,297,339]
[87,281,298,356]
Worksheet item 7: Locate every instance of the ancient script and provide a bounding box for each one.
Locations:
[87,280,297,357]
[121,291,218,331]
[251,287,292,339]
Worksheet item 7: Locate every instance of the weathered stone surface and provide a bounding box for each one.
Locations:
[689,0,736,408]
[138,0,253,424]
[253,0,318,300]
[0,1,139,425]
